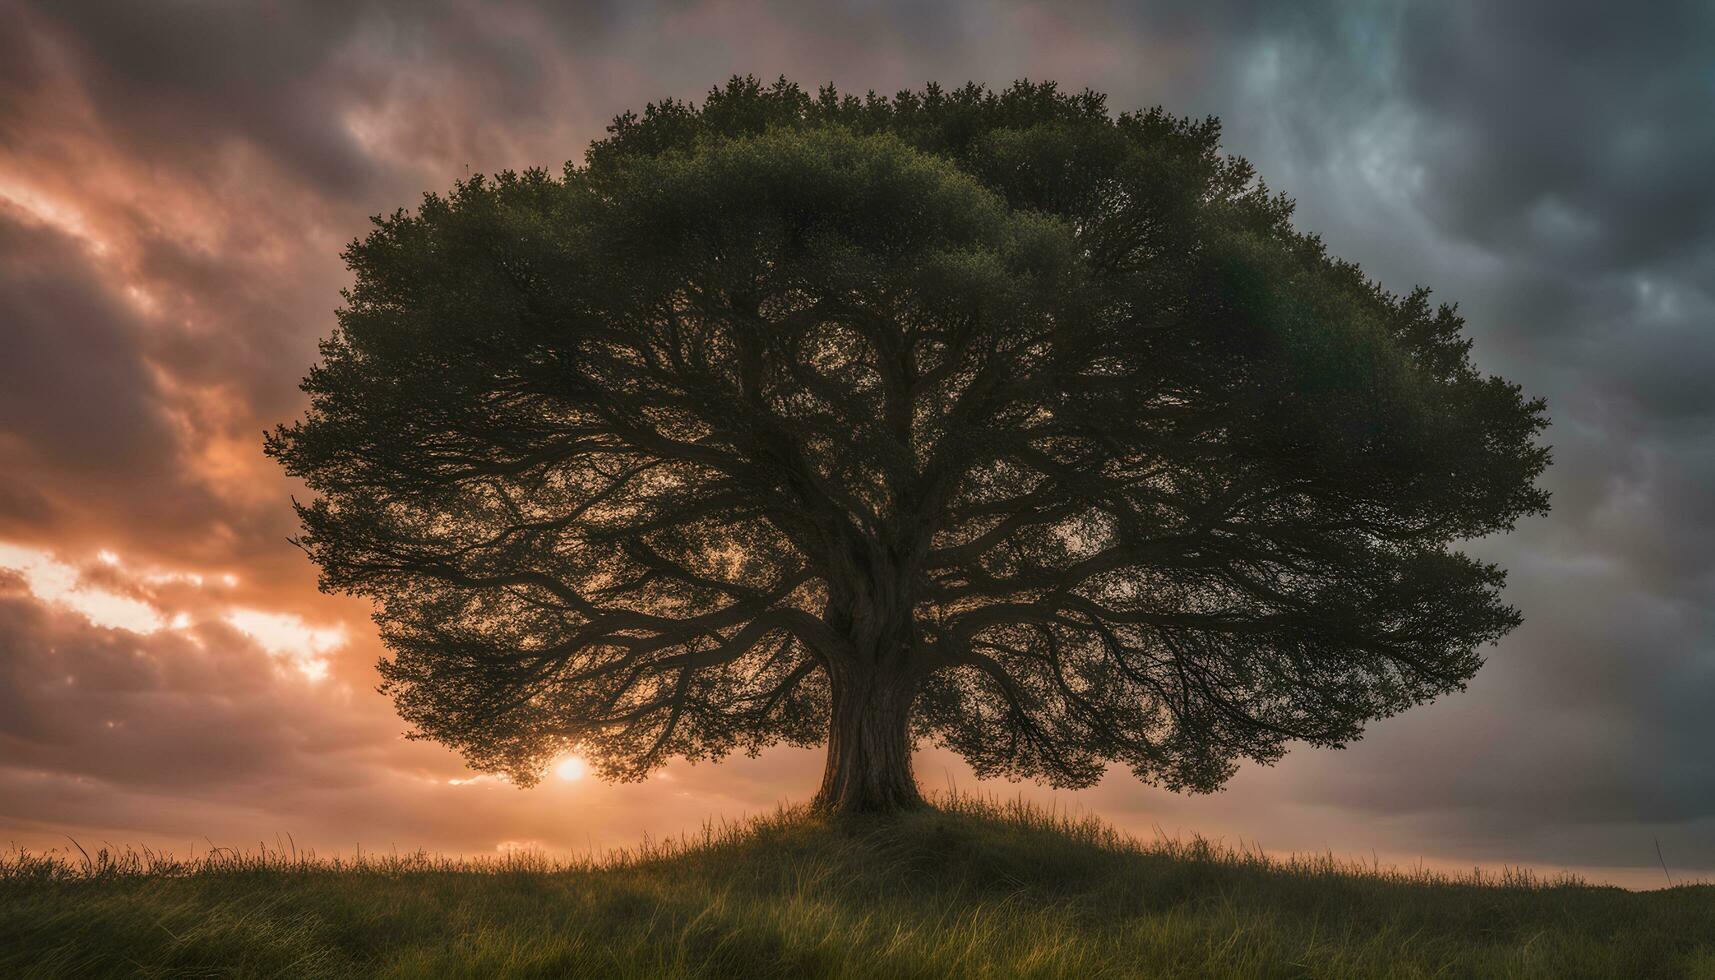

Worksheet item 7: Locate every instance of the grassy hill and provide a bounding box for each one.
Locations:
[2,794,1710,979]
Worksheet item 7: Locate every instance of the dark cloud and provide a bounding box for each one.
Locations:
[0,584,353,794]
[23,1,379,194]
[0,206,270,568]
[0,0,1712,882]
[1397,0,1715,274]
[0,209,176,473]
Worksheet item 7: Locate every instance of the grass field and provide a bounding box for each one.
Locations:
[2,794,1710,979]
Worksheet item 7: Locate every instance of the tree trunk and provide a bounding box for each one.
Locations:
[810,666,925,815]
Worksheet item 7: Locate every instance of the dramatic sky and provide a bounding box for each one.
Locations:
[3,1,1712,887]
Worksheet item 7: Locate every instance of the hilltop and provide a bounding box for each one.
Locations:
[2,795,1709,979]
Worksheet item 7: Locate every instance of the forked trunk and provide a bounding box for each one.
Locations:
[810,666,924,815]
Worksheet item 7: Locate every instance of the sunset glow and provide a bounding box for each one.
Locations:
[0,543,167,634]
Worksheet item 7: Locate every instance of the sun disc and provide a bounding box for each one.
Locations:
[555,756,588,782]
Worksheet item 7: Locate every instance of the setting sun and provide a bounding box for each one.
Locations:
[554,756,588,782]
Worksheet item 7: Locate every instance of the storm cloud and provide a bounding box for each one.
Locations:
[1,0,1711,885]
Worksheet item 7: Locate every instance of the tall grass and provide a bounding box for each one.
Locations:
[2,792,1710,978]
[0,792,1588,887]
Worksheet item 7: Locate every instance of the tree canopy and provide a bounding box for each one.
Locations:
[267,77,1549,813]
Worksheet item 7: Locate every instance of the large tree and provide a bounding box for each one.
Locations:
[268,78,1549,815]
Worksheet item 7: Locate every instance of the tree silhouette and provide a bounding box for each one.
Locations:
[267,78,1549,814]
